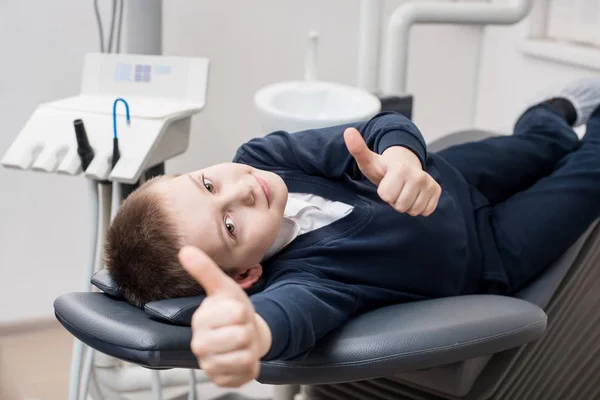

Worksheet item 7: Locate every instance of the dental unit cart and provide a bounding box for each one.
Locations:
[2,52,210,400]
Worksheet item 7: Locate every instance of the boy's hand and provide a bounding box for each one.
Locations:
[344,127,441,216]
[179,246,272,388]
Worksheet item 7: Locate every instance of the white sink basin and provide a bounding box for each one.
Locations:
[254,81,381,134]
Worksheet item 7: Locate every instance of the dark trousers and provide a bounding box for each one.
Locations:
[437,103,600,293]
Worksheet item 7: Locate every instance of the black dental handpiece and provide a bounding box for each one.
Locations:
[73,119,95,170]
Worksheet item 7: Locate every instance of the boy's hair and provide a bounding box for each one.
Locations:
[104,176,203,307]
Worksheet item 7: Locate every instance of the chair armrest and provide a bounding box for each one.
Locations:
[259,294,546,385]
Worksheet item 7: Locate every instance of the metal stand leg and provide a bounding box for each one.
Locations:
[272,385,301,400]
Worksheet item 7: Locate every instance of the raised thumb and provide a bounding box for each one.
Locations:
[344,128,385,184]
[179,245,242,298]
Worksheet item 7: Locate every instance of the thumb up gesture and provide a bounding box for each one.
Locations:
[344,128,441,216]
[179,246,272,388]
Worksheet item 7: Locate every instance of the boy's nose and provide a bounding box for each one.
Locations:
[240,184,255,206]
[224,181,255,207]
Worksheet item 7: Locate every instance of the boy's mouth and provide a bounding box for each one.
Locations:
[254,175,271,207]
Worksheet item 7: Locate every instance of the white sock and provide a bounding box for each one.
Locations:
[557,77,600,127]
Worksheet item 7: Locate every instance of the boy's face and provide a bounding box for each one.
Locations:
[161,163,288,271]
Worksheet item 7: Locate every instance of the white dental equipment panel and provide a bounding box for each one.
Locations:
[2,53,209,184]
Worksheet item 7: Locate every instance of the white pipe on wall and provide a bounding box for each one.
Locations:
[357,0,383,93]
[382,0,534,96]
[125,0,162,55]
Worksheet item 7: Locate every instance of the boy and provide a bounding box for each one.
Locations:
[105,78,600,388]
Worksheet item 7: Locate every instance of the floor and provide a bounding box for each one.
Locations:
[0,321,73,400]
[0,321,274,400]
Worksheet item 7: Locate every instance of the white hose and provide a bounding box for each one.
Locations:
[93,364,209,394]
[79,348,102,400]
[111,182,122,222]
[151,370,164,400]
[188,370,197,400]
[78,182,114,400]
[88,369,107,400]
[99,183,113,253]
[68,180,100,400]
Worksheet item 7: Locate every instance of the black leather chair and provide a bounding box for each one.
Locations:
[54,129,600,400]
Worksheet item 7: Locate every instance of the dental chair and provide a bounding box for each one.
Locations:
[54,128,600,400]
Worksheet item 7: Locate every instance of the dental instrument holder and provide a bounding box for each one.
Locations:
[1,53,209,184]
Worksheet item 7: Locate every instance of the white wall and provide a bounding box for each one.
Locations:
[163,0,482,175]
[0,1,109,324]
[0,0,484,324]
[475,17,599,133]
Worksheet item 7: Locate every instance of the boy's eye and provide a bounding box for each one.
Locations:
[203,177,215,193]
[225,216,236,236]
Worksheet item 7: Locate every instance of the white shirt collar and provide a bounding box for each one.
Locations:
[262,193,353,261]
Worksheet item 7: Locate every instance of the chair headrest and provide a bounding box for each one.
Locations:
[145,278,266,325]
[91,268,266,325]
[92,269,124,299]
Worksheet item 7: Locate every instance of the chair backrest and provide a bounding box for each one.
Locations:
[515,220,599,308]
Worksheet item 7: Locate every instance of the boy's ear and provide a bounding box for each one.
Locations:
[232,264,263,289]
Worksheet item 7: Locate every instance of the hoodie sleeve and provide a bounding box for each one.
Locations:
[250,269,358,361]
[234,112,427,179]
